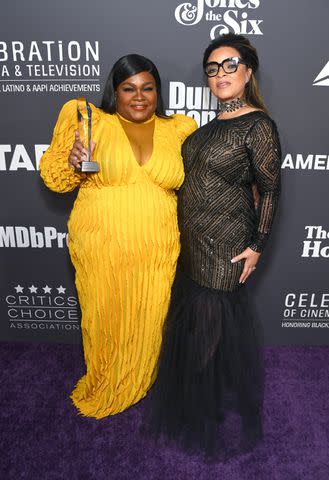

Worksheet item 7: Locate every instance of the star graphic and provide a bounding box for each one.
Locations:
[56,285,66,294]
[14,285,24,293]
[29,285,38,293]
[43,285,52,294]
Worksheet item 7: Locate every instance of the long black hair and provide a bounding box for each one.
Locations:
[203,33,267,112]
[101,54,170,118]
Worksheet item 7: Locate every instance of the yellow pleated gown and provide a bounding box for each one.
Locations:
[40,99,197,418]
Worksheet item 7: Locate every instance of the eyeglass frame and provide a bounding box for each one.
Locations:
[204,56,249,77]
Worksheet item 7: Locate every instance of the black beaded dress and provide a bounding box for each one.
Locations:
[149,111,281,457]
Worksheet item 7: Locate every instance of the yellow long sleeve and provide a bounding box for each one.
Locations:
[40,100,86,193]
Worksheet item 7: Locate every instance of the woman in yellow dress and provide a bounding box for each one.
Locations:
[40,54,196,419]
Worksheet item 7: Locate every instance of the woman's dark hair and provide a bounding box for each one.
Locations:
[101,54,170,118]
[203,33,267,112]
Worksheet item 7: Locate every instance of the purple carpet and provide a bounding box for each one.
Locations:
[1,342,328,479]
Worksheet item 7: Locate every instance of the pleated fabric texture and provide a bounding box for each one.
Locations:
[148,268,264,458]
[40,100,197,418]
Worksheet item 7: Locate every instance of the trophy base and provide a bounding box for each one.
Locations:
[80,161,100,173]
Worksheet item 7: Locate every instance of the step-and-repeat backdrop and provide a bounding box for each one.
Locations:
[1,0,328,345]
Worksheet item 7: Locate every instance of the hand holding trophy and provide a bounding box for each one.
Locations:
[69,98,99,173]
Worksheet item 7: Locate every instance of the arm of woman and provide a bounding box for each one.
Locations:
[173,114,198,143]
[39,99,87,193]
[231,116,281,283]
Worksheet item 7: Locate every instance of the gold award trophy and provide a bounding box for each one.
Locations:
[77,98,100,173]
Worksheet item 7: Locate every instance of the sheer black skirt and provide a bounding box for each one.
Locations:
[147,269,264,458]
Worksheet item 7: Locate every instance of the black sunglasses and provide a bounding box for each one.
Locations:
[204,57,249,77]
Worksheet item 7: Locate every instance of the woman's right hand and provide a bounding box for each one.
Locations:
[68,130,86,170]
[68,130,96,170]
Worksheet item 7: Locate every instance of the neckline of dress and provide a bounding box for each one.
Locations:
[216,110,265,122]
[116,114,156,169]
[116,112,156,125]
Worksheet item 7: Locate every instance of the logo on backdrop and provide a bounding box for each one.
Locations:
[0,144,48,171]
[281,292,329,329]
[281,153,329,171]
[0,40,101,94]
[174,0,263,38]
[166,81,219,126]
[301,226,329,258]
[5,283,79,332]
[0,226,68,248]
[313,61,329,86]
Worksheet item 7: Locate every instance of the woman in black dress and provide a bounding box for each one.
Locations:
[150,33,281,456]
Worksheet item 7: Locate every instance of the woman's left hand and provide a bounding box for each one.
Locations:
[231,247,261,284]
